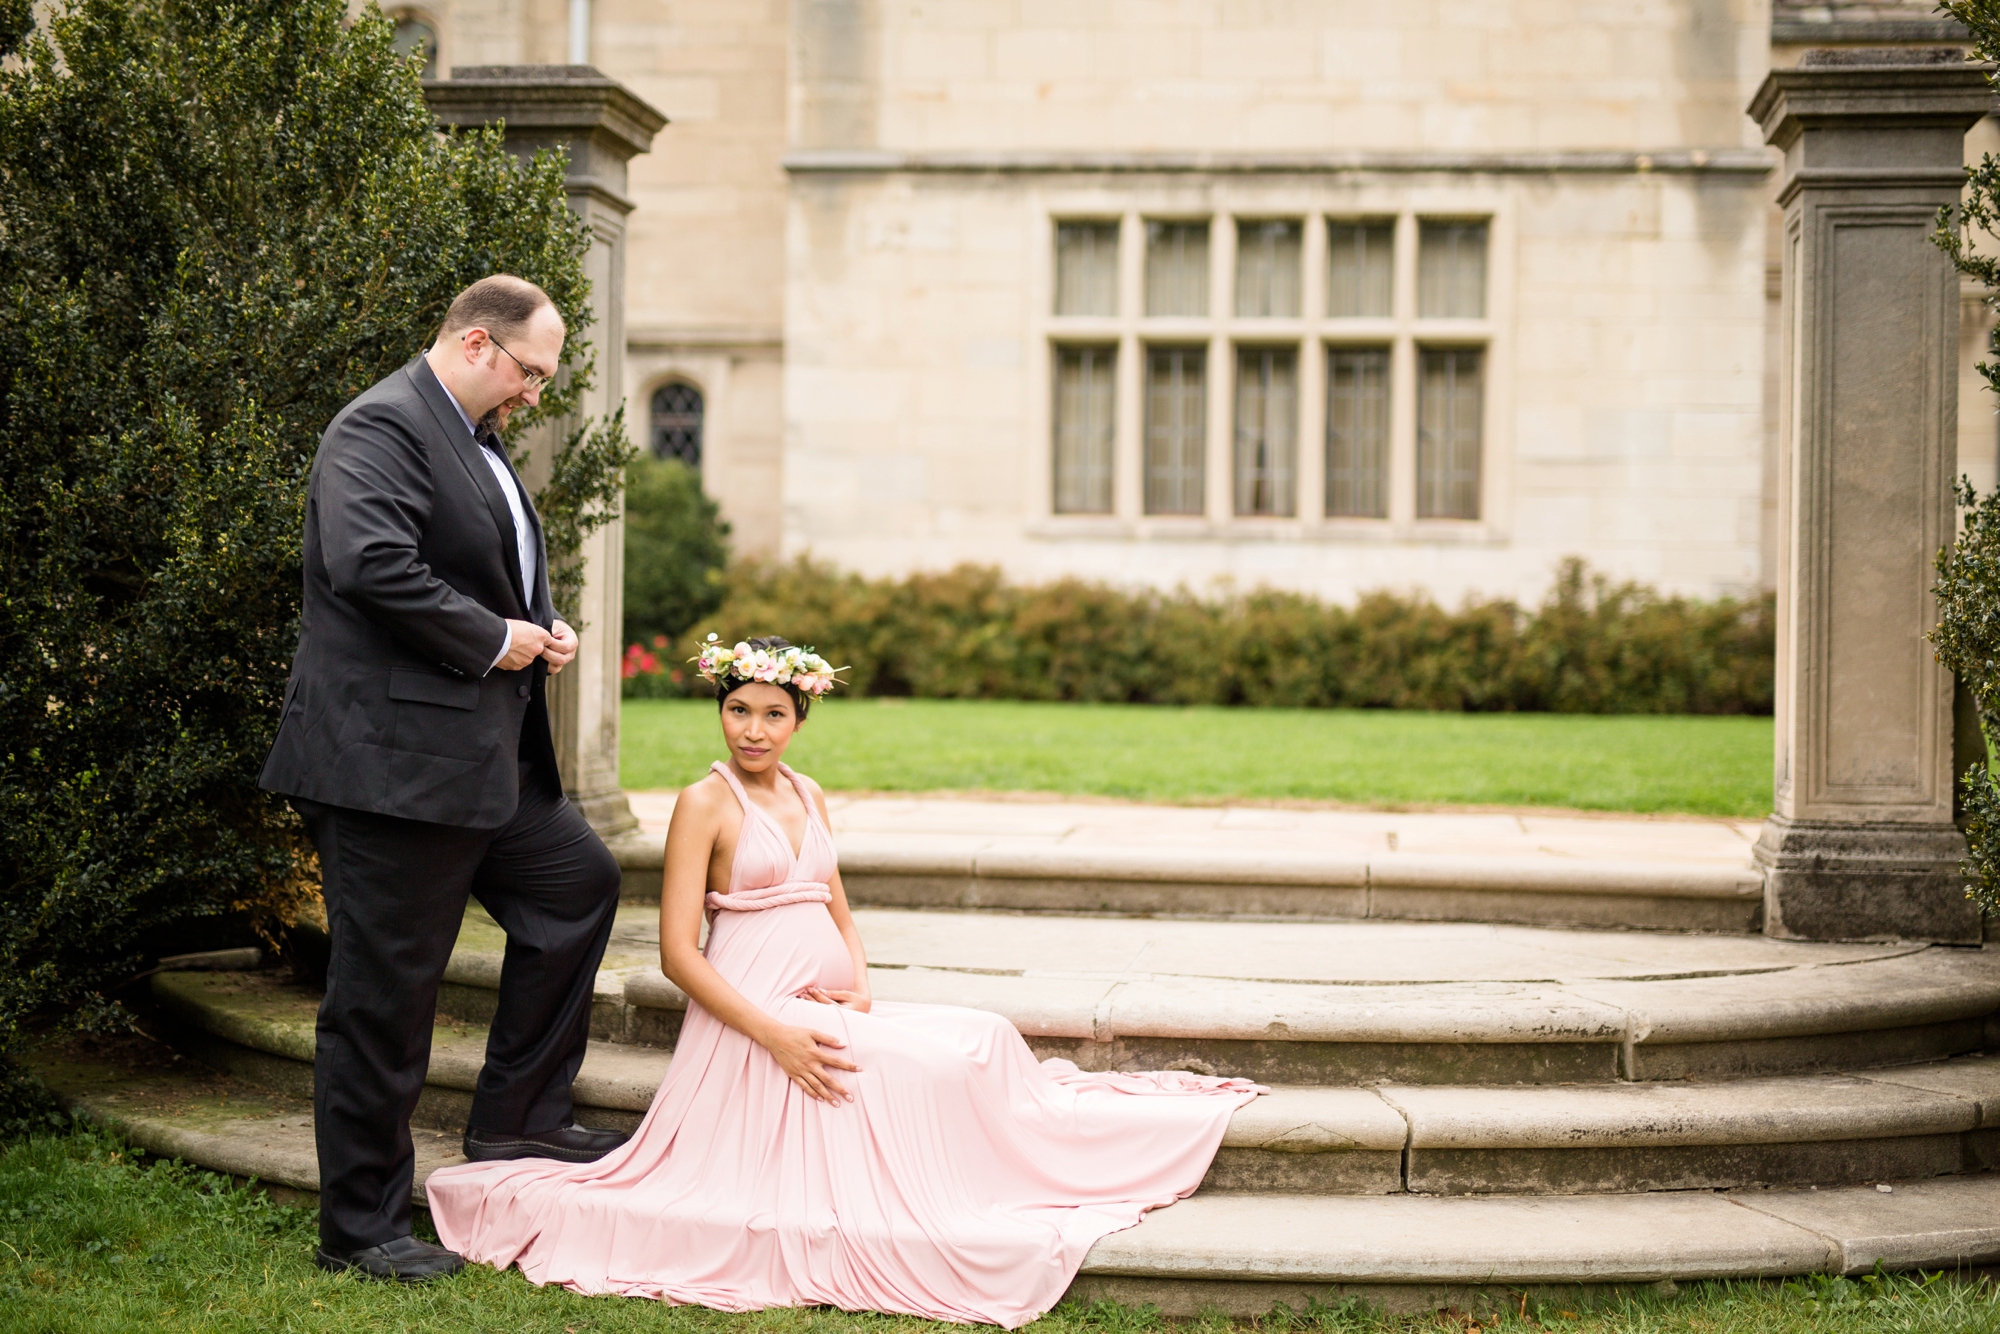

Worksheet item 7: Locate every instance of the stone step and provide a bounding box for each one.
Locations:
[30,1042,2000,1317]
[614,835,1767,933]
[148,968,2000,1196]
[446,904,2000,1085]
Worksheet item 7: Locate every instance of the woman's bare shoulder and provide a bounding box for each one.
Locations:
[673,771,735,821]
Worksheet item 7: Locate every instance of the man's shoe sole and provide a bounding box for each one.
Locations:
[461,1136,620,1165]
[313,1249,465,1282]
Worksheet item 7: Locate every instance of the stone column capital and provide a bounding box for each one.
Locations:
[1751,50,1994,142]
[1750,51,1994,204]
[426,66,667,213]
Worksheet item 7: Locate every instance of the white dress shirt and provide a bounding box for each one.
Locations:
[430,369,538,674]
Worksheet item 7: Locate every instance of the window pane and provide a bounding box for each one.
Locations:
[1233,347,1297,516]
[650,381,704,468]
[1052,346,1116,514]
[1417,349,1482,519]
[1145,221,1209,317]
[1234,220,1301,318]
[1055,222,1119,317]
[393,18,438,80]
[1327,220,1394,318]
[1418,221,1488,318]
[1325,347,1389,518]
[1144,347,1206,514]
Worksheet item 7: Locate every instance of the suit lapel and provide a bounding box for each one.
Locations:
[404,359,531,619]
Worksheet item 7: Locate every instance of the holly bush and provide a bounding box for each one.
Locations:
[0,0,633,1059]
[1935,2,2000,911]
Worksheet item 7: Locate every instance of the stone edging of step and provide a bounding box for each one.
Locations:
[1076,1176,2000,1284]
[50,1071,2000,1295]
[578,947,2000,1051]
[613,835,1763,900]
[150,972,2000,1159]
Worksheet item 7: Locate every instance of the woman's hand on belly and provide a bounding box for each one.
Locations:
[804,985,872,1014]
[763,1021,861,1103]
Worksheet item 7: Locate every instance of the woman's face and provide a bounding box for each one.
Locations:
[719,683,799,772]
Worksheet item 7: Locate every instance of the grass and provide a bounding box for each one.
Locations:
[2,1123,1997,1334]
[621,699,1772,818]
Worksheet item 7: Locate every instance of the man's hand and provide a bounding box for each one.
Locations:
[542,619,578,675]
[497,619,553,672]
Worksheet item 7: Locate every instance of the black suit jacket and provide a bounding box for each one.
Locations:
[260,356,559,828]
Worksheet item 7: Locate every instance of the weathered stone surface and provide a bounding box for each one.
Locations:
[1078,1192,1837,1283]
[1568,949,2000,1047]
[1385,1074,1978,1149]
[1861,1051,2000,1122]
[1223,1088,1408,1153]
[1732,1174,2000,1273]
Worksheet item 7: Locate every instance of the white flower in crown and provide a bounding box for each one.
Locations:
[691,635,847,697]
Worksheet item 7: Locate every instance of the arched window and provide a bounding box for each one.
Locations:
[392,16,439,80]
[650,382,704,468]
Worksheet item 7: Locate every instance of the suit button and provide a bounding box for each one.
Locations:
[517,683,530,699]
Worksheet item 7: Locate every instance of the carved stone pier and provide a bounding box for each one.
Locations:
[426,67,667,841]
[1748,50,1993,942]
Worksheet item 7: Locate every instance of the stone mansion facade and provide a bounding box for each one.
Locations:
[379,0,1997,605]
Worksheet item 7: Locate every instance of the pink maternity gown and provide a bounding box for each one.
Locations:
[426,762,1263,1327]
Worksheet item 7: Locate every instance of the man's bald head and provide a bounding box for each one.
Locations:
[437,274,561,346]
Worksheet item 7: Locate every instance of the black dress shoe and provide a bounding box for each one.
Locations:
[463,1122,631,1164]
[313,1234,465,1282]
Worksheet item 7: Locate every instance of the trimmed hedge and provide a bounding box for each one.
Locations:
[0,0,631,1057]
[628,558,1774,714]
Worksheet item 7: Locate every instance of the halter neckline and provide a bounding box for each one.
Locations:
[710,760,817,862]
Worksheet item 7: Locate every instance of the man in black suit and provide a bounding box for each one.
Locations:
[262,275,627,1282]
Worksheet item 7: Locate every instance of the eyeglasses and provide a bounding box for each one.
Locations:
[465,333,552,392]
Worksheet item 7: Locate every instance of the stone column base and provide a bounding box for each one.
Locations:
[1753,816,1978,943]
[569,784,640,841]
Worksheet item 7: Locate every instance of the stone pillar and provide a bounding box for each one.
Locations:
[1748,50,1992,943]
[428,67,667,842]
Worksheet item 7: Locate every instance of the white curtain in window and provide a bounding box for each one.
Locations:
[1144,346,1206,514]
[1325,347,1389,518]
[1233,347,1297,517]
[1052,347,1116,514]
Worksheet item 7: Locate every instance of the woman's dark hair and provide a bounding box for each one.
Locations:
[714,636,811,723]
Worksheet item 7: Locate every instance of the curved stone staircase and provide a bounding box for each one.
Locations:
[36,861,2000,1315]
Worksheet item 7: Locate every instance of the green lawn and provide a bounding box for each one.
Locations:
[622,699,1772,817]
[3,1125,1996,1334]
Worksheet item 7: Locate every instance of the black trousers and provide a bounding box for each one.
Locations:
[294,757,622,1252]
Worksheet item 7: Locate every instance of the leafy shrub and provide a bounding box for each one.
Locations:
[622,455,730,649]
[0,0,632,1059]
[1935,4,2000,913]
[630,557,1774,714]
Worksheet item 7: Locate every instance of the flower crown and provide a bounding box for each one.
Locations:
[692,634,845,697]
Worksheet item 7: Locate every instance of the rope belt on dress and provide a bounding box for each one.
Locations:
[705,880,832,922]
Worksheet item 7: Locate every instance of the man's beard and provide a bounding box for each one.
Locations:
[477,406,505,436]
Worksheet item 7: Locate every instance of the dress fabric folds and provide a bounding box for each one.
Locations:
[426,761,1263,1327]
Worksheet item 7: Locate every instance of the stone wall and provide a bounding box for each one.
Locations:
[376,0,2000,606]
[781,165,1769,605]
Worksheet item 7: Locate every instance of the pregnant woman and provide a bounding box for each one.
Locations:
[426,636,1262,1327]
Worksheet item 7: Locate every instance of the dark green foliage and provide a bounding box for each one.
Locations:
[1935,3,2000,912]
[632,557,1773,714]
[1934,481,2000,910]
[0,0,633,1060]
[622,455,731,649]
